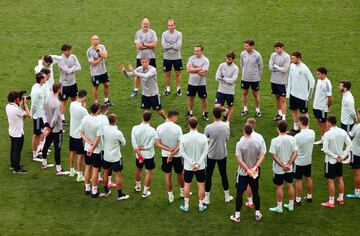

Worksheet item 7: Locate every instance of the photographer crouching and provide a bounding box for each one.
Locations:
[5,90,31,173]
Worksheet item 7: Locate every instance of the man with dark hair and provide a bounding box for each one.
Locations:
[69,89,88,182]
[6,91,30,173]
[185,45,210,121]
[100,114,129,200]
[131,17,158,97]
[30,72,46,162]
[313,67,332,144]
[269,41,290,121]
[42,83,67,175]
[131,111,157,198]
[230,124,265,222]
[162,18,183,96]
[339,80,356,133]
[215,52,239,123]
[80,103,102,197]
[179,117,209,212]
[347,109,360,199]
[35,54,62,87]
[87,35,113,105]
[240,39,263,117]
[321,115,352,207]
[120,56,166,119]
[155,109,184,203]
[269,120,298,213]
[58,44,81,124]
[294,116,315,205]
[203,107,232,205]
[286,51,315,135]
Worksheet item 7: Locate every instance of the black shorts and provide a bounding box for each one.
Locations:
[350,154,360,169]
[271,83,286,97]
[92,72,109,86]
[184,169,206,183]
[136,157,155,170]
[186,84,207,98]
[85,153,102,168]
[163,59,183,72]
[325,162,343,179]
[69,137,84,155]
[289,95,308,113]
[60,83,78,101]
[141,95,162,110]
[341,123,354,133]
[313,109,327,123]
[33,118,44,135]
[215,92,234,107]
[273,172,293,185]
[236,172,260,192]
[293,164,312,179]
[161,156,184,174]
[137,58,156,68]
[103,160,123,172]
[241,81,259,91]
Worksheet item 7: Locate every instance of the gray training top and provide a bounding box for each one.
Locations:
[44,95,62,133]
[235,137,261,176]
[216,62,239,95]
[240,49,263,82]
[58,54,81,86]
[128,65,159,96]
[268,51,290,85]
[187,55,210,86]
[86,44,107,76]
[204,121,230,160]
[161,30,182,60]
[134,29,157,59]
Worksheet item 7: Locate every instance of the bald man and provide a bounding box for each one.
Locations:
[131,18,158,98]
[86,35,113,105]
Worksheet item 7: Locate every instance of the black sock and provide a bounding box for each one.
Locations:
[117,189,123,197]
[104,186,109,193]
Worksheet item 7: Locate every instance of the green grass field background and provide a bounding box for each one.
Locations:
[0,0,359,235]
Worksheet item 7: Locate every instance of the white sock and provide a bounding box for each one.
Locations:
[33,151,37,158]
[70,167,75,172]
[92,186,98,194]
[189,111,193,114]
[180,187,184,194]
[108,176,112,184]
[134,88,138,91]
[184,197,189,208]
[56,165,62,172]
[205,192,210,198]
[294,123,299,130]
[278,110,282,116]
[136,181,141,187]
[243,106,248,112]
[42,158,47,166]
[104,97,109,102]
[255,107,260,112]
[85,183,91,191]
[37,141,44,152]
[338,193,344,201]
[247,197,253,205]
[296,197,301,202]
[143,186,149,194]
[199,200,204,208]
[289,200,294,207]
[60,114,65,121]
[224,190,229,198]
[255,210,261,216]
[355,189,360,195]
[235,211,240,218]
[166,86,170,91]
[277,201,282,208]
[78,171,83,177]
[307,193,312,199]
[168,191,174,198]
[177,87,181,91]
[329,196,335,204]
[282,114,286,120]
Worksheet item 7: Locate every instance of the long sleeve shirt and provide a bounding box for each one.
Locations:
[323,126,352,164]
[58,54,81,86]
[286,62,315,100]
[216,62,239,95]
[187,55,209,86]
[240,49,263,82]
[268,51,290,85]
[86,44,107,76]
[341,91,356,125]
[161,30,182,60]
[131,123,156,159]
[30,83,44,119]
[134,29,157,59]
[44,95,62,133]
[180,130,209,171]
[34,55,62,86]
[125,66,159,96]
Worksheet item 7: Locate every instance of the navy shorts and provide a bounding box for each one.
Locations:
[136,157,155,170]
[33,118,44,135]
[137,58,156,68]
[215,92,234,106]
[271,83,286,97]
[241,81,259,91]
[236,173,260,192]
[313,109,327,123]
[161,156,184,174]
[350,154,360,169]
[325,162,342,179]
[60,83,78,101]
[293,164,312,179]
[141,95,162,110]
[103,160,123,172]
[92,72,109,86]
[289,95,308,113]
[85,153,102,168]
[341,123,354,133]
[163,59,183,72]
[69,137,85,155]
[273,172,293,185]
[187,84,207,98]
[184,169,206,183]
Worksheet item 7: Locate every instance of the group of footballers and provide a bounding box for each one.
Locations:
[5,17,360,223]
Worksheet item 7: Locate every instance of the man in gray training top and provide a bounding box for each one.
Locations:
[215,52,239,123]
[240,39,263,118]
[131,18,158,98]
[162,18,183,96]
[86,35,113,106]
[120,57,166,119]
[204,107,233,205]
[268,41,290,121]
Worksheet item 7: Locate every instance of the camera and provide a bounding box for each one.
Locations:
[19,90,31,100]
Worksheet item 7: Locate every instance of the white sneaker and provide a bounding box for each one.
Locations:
[99,190,112,198]
[32,157,43,163]
[56,170,69,176]
[142,191,151,198]
[314,140,323,145]
[230,215,240,223]
[203,196,210,205]
[135,185,141,192]
[76,175,85,182]
[117,194,130,201]
[225,195,234,203]
[69,169,77,177]
[41,164,54,169]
